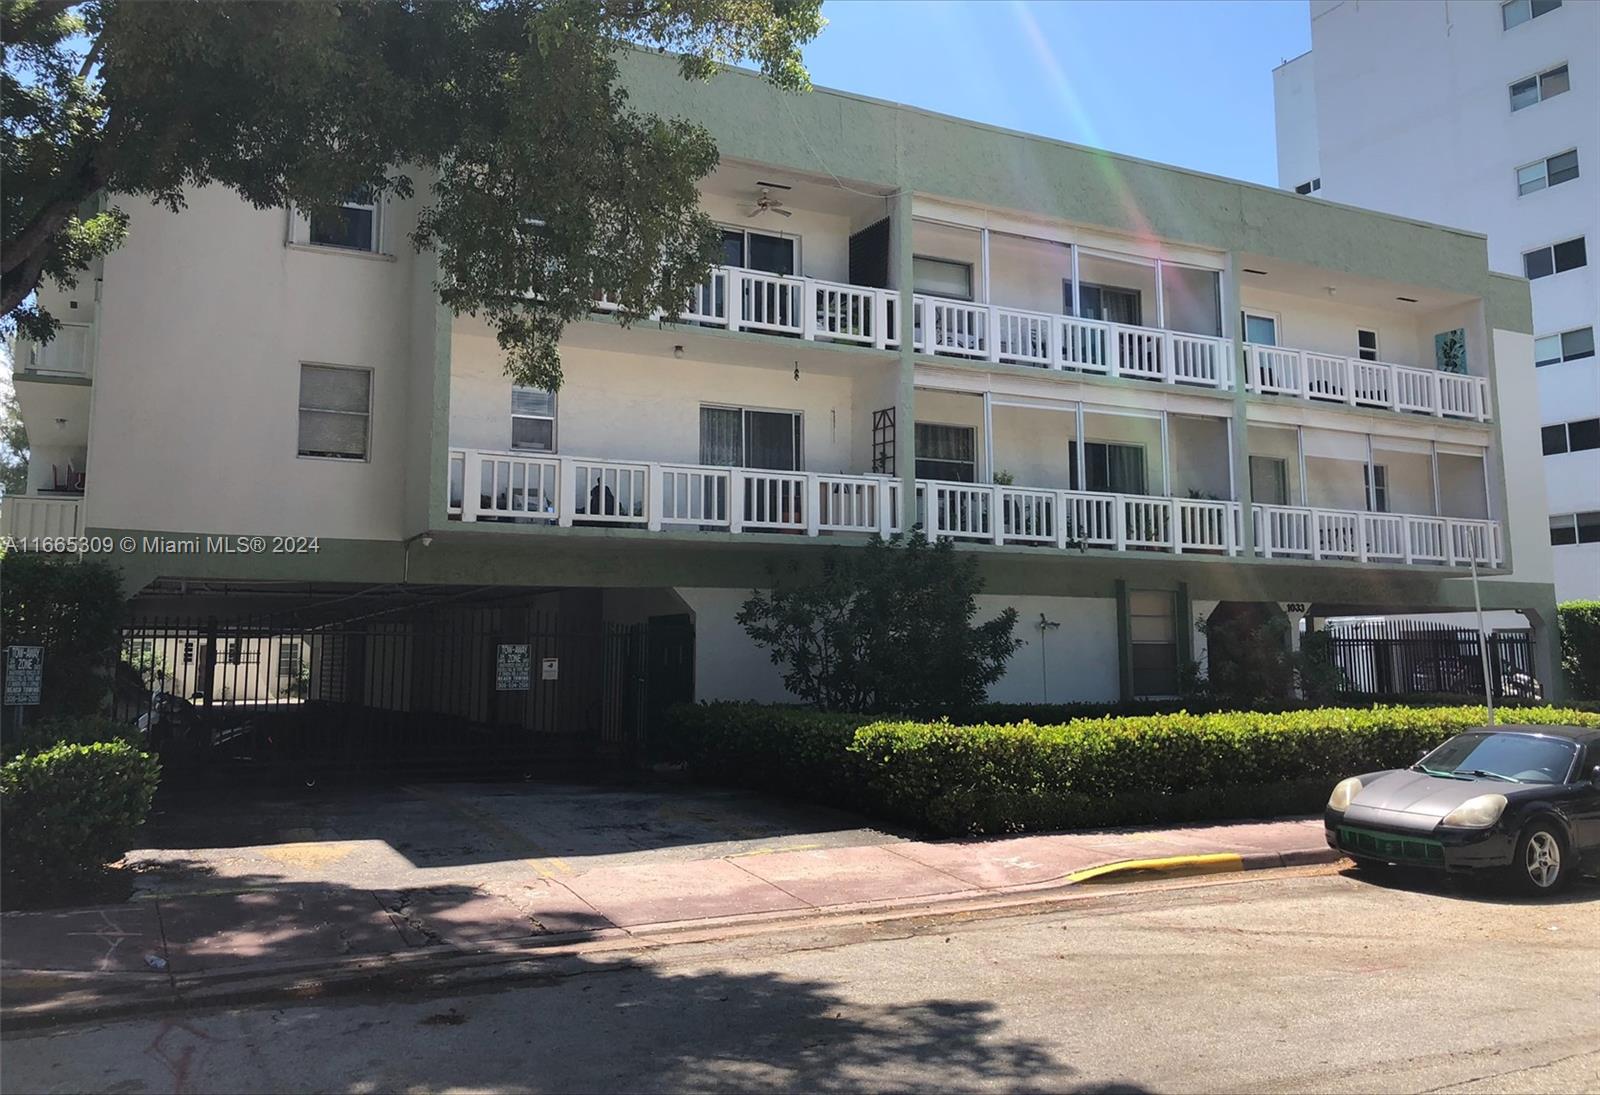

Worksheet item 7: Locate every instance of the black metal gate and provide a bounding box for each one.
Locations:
[1325,621,1539,701]
[115,601,694,779]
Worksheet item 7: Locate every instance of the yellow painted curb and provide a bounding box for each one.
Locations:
[1066,853,1245,884]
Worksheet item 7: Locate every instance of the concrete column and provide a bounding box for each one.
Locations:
[1222,253,1253,555]
[1524,597,1567,704]
[893,189,917,532]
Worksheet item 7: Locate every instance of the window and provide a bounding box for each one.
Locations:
[1250,455,1289,506]
[720,228,795,275]
[1357,329,1379,362]
[913,256,974,301]
[1517,149,1580,195]
[1071,441,1148,495]
[1362,465,1389,513]
[297,364,371,460]
[1293,178,1322,195]
[277,644,302,677]
[1241,311,1278,346]
[511,387,556,452]
[914,423,977,482]
[699,405,802,470]
[1535,326,1595,366]
[1510,64,1570,110]
[1550,512,1600,546]
[1129,590,1179,698]
[1502,0,1561,30]
[307,189,379,252]
[1066,282,1143,326]
[1523,236,1587,278]
[1543,417,1600,455]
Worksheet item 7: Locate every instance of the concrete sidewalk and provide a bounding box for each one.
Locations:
[0,816,1338,1024]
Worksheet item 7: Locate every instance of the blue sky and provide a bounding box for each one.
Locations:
[802,0,1310,187]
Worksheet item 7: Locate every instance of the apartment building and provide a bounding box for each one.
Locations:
[2,48,1560,740]
[1274,0,1598,600]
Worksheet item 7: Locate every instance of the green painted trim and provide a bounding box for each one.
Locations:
[13,372,92,388]
[894,189,917,530]
[87,523,1552,618]
[1175,580,1193,669]
[1114,579,1132,703]
[616,51,1497,301]
[1486,273,1534,336]
[427,282,453,530]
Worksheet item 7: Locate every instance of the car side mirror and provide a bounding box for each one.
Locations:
[1591,765,1600,788]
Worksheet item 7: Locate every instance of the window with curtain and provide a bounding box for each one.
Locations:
[1064,282,1142,326]
[914,423,977,482]
[1071,441,1147,495]
[298,363,371,459]
[511,387,556,452]
[1129,590,1179,698]
[699,406,802,470]
[1250,456,1289,506]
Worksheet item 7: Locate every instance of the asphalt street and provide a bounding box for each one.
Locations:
[4,868,1597,1094]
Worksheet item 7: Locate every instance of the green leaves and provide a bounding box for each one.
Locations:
[737,532,1024,715]
[666,702,1600,837]
[1558,601,1600,699]
[3,0,823,386]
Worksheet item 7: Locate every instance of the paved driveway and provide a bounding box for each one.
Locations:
[127,778,902,897]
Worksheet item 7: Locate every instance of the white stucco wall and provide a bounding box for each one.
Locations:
[450,325,878,474]
[83,185,430,540]
[677,586,1120,704]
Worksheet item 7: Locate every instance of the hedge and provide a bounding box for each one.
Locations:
[664,702,1600,836]
[1560,600,1600,700]
[0,741,162,888]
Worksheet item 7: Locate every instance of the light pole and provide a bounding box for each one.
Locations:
[1469,545,1495,727]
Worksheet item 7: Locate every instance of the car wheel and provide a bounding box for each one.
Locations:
[1508,822,1569,895]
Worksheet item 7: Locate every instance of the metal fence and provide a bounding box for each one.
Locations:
[114,603,692,780]
[1324,621,1538,701]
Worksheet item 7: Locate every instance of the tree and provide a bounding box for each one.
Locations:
[0,552,125,716]
[0,376,26,496]
[1195,602,1296,708]
[2,0,823,389]
[737,533,1022,715]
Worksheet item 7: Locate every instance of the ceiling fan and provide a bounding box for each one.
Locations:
[745,181,793,219]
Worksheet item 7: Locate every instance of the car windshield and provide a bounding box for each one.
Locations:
[1418,732,1576,785]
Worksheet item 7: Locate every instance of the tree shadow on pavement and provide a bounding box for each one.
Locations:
[0,869,1153,1094]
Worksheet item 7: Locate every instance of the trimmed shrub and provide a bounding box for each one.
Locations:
[0,741,161,887]
[1,715,139,762]
[663,702,874,808]
[665,701,1600,836]
[1559,600,1600,699]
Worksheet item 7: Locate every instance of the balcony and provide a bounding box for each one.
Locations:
[14,321,94,379]
[444,449,1501,568]
[593,268,1492,424]
[1244,344,1490,421]
[0,494,84,541]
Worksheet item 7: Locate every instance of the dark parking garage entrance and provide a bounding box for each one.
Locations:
[115,588,694,781]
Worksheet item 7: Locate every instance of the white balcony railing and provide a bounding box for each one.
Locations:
[1244,343,1490,421]
[0,495,84,540]
[448,448,1505,569]
[18,322,93,378]
[591,270,1493,421]
[1252,504,1501,566]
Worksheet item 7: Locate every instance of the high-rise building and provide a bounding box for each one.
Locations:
[1275,0,1598,599]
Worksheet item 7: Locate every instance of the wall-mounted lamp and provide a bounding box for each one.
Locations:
[53,417,68,431]
[672,345,685,360]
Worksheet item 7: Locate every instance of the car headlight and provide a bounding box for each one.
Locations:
[1441,794,1508,829]
[1328,777,1363,811]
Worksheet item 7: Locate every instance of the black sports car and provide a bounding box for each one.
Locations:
[1325,725,1600,894]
